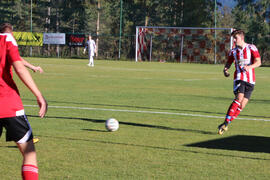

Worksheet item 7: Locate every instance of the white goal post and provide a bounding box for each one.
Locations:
[135,26,233,64]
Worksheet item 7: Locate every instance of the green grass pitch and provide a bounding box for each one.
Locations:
[0,58,270,179]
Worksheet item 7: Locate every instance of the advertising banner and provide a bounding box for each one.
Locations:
[43,33,66,45]
[66,34,85,47]
[13,32,43,46]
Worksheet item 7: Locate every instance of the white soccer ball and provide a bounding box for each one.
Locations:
[105,118,119,132]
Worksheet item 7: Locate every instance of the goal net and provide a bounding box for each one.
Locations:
[135,26,233,64]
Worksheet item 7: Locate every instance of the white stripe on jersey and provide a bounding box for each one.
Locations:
[0,33,18,46]
[231,44,258,84]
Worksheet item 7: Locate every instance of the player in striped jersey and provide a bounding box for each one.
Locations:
[218,29,261,135]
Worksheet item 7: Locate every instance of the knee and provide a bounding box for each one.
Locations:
[236,97,243,102]
[240,103,246,109]
[240,100,249,109]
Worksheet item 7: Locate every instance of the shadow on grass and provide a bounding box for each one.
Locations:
[0,131,17,148]
[82,128,107,132]
[185,135,270,153]
[36,134,270,161]
[23,98,270,119]
[0,145,17,148]
[27,115,215,135]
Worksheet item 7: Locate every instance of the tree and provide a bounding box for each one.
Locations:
[216,5,235,28]
[232,0,270,63]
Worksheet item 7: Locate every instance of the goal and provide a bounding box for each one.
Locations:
[135,26,233,64]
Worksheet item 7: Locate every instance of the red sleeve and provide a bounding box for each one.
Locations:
[6,34,21,64]
[227,50,234,65]
[250,45,260,58]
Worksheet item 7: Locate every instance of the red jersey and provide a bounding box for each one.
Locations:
[0,33,24,118]
[227,44,260,84]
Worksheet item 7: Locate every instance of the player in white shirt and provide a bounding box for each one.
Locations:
[83,35,96,67]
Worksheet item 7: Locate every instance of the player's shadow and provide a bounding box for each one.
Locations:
[83,129,107,132]
[37,134,270,161]
[27,115,215,135]
[0,145,17,148]
[185,135,270,153]
[23,98,270,119]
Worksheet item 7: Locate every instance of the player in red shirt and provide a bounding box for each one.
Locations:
[0,23,47,180]
[0,23,43,144]
[218,29,261,134]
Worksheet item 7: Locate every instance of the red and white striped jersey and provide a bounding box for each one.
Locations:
[227,44,260,84]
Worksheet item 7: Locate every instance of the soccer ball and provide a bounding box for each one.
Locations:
[105,118,119,132]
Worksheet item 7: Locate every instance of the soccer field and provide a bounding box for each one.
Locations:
[1,58,270,179]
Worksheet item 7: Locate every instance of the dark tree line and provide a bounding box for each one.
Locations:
[0,0,269,62]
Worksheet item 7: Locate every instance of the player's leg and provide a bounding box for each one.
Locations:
[225,95,242,122]
[218,81,243,134]
[217,99,241,135]
[240,97,249,109]
[90,54,94,67]
[218,81,254,134]
[17,141,38,180]
[87,53,91,66]
[4,115,39,179]
[218,99,240,134]
[218,96,242,134]
[231,82,253,121]
[89,49,95,67]
[17,140,37,165]
[90,56,92,65]
[231,97,248,121]
[222,89,243,123]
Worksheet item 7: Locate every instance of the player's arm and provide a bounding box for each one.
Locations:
[21,57,44,73]
[223,52,234,77]
[83,42,88,54]
[224,62,232,70]
[12,61,48,118]
[244,57,261,71]
[94,42,97,54]
[244,46,261,71]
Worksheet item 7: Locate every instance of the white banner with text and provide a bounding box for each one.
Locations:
[43,33,66,45]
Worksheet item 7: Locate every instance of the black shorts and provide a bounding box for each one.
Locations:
[0,115,33,143]
[233,80,254,99]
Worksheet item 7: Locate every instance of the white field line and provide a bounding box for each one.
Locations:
[42,63,220,75]
[24,104,270,122]
[44,73,222,82]
[98,66,220,74]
